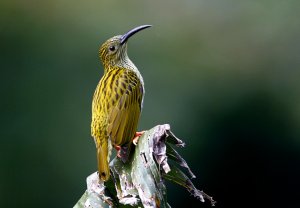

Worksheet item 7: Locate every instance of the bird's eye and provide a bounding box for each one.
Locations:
[109,45,116,52]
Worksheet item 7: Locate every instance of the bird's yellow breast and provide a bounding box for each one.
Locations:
[91,66,144,146]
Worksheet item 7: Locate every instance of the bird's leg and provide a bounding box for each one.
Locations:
[133,131,145,145]
[114,145,122,158]
[114,131,145,160]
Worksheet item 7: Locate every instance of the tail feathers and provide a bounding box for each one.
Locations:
[97,140,110,181]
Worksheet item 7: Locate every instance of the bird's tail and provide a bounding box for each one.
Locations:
[96,139,111,181]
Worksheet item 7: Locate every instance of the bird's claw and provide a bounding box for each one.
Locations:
[133,131,145,145]
[114,145,122,158]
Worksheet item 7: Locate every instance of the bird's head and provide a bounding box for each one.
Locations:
[99,25,151,69]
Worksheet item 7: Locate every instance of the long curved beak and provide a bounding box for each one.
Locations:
[120,25,152,45]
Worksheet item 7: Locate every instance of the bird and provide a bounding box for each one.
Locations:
[91,25,152,181]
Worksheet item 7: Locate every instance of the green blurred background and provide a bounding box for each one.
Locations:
[1,0,300,207]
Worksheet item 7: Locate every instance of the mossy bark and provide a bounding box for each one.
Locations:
[74,124,215,208]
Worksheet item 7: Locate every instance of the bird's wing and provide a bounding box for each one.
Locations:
[106,69,143,146]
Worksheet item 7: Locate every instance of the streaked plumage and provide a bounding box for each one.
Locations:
[91,25,151,181]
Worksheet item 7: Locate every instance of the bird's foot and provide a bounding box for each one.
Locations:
[114,145,122,158]
[133,131,145,145]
